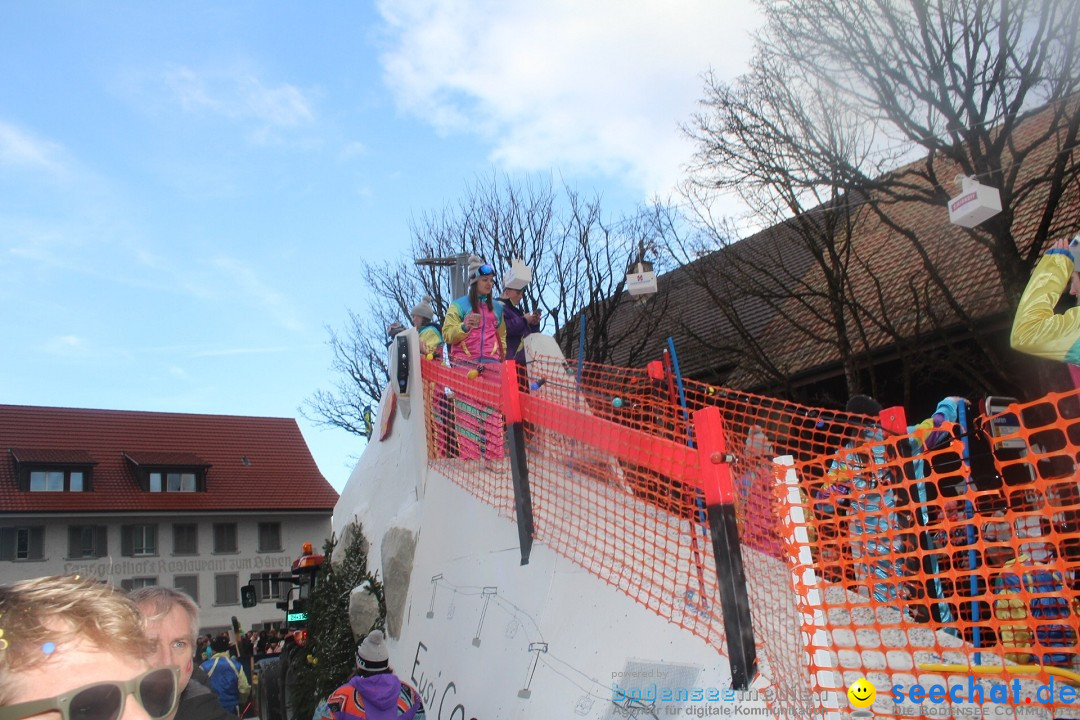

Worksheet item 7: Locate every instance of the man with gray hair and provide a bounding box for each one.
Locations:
[130,586,234,720]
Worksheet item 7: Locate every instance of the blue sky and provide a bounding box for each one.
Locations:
[0,1,761,491]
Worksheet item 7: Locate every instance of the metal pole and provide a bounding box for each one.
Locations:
[413,252,471,300]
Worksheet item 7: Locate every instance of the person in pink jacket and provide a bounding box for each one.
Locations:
[441,256,507,460]
[442,257,506,368]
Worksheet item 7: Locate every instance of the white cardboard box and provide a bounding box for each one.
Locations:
[948,177,1002,228]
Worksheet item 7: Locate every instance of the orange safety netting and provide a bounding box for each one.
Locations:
[778,391,1080,719]
[419,353,1080,718]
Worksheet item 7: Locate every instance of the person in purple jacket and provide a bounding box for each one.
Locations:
[499,278,541,368]
[322,630,424,720]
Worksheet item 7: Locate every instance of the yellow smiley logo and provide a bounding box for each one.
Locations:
[847,678,876,709]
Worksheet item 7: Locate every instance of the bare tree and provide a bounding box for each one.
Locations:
[680,0,1080,398]
[551,197,675,365]
[679,56,913,399]
[768,0,1080,362]
[301,260,424,438]
[303,173,674,437]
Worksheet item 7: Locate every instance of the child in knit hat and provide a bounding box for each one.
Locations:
[410,296,443,358]
[319,630,425,719]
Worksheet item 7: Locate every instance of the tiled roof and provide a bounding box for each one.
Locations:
[10,448,96,465]
[610,97,1079,390]
[605,220,819,380]
[123,451,210,467]
[0,404,338,514]
[728,100,1080,387]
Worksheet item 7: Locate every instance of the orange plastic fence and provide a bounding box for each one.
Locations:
[419,352,1080,719]
[421,353,879,702]
[777,391,1080,719]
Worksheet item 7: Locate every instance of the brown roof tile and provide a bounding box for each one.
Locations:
[610,97,1079,390]
[123,451,210,467]
[10,448,96,465]
[0,404,338,514]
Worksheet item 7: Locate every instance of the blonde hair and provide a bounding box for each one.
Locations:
[0,575,153,703]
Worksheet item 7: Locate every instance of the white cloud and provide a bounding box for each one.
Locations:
[41,335,84,354]
[167,365,192,382]
[376,0,762,196]
[209,255,305,332]
[0,121,67,176]
[339,141,368,160]
[190,346,296,358]
[160,64,316,142]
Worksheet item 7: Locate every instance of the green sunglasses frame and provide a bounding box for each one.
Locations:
[0,665,179,720]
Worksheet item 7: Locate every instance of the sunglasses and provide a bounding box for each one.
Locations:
[0,666,179,720]
[474,264,495,278]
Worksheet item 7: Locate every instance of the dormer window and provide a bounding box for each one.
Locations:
[149,472,197,492]
[31,469,84,492]
[10,449,96,492]
[123,452,211,492]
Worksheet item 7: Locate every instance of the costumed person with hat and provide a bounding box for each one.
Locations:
[901,395,972,625]
[442,255,507,461]
[823,395,907,605]
[320,630,425,720]
[410,295,443,358]
[497,259,541,368]
[1010,235,1080,387]
[442,256,506,367]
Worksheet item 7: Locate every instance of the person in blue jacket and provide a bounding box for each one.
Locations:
[200,634,249,714]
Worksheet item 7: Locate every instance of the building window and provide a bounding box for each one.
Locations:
[251,572,288,601]
[215,573,239,605]
[28,469,87,492]
[0,527,44,561]
[121,525,158,557]
[11,451,95,492]
[174,575,199,603]
[0,526,44,561]
[258,522,282,552]
[149,471,197,493]
[213,523,237,554]
[16,529,30,559]
[121,577,158,591]
[67,526,107,559]
[123,453,208,493]
[172,524,198,555]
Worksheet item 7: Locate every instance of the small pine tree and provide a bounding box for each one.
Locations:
[291,520,385,720]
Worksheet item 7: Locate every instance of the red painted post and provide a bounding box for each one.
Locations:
[501,359,533,565]
[694,406,734,505]
[501,360,523,425]
[692,405,757,690]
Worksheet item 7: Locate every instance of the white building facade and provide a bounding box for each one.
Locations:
[0,404,338,634]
